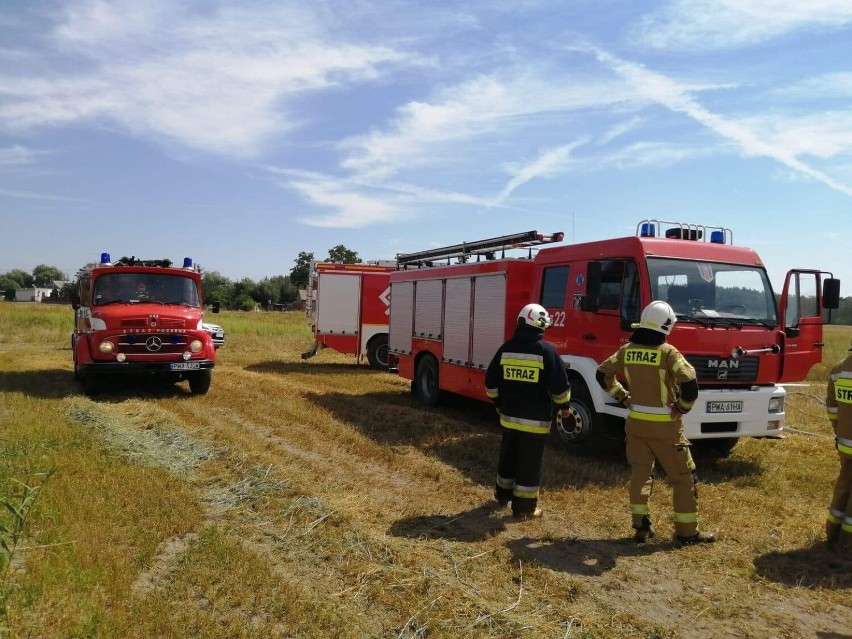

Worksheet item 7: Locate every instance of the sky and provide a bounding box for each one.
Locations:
[2,0,852,295]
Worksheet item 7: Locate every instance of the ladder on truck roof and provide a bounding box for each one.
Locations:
[396,230,564,267]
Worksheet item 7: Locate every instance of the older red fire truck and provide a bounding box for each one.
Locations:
[301,261,395,370]
[71,253,218,395]
[389,221,840,451]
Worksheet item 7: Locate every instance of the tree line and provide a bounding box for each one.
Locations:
[5,250,852,324]
[0,245,362,311]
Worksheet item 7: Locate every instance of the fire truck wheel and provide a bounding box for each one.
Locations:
[367,335,390,371]
[413,355,441,406]
[553,386,596,445]
[188,369,212,395]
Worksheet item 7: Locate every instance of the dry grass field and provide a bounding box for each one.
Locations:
[0,302,850,639]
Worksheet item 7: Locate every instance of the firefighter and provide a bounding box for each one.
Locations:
[485,303,571,519]
[596,300,716,545]
[825,341,852,548]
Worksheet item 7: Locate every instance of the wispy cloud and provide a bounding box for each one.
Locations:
[0,145,46,165]
[493,141,585,204]
[635,0,852,50]
[589,47,852,196]
[0,186,86,202]
[0,1,410,158]
[340,72,639,181]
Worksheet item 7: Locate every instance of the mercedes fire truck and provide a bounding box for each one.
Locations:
[389,221,840,451]
[71,253,218,395]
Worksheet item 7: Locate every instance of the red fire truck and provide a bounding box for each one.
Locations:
[389,222,840,451]
[301,261,395,370]
[71,253,218,395]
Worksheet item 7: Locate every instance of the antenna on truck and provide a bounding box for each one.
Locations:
[395,230,564,268]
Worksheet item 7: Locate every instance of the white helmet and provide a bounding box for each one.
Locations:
[638,300,677,335]
[517,303,552,330]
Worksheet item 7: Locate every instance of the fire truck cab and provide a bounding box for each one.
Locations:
[71,253,218,395]
[390,222,840,450]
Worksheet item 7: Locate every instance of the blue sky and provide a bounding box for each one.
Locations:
[2,0,852,295]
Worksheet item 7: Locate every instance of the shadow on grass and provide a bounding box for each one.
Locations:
[753,542,851,590]
[0,369,80,399]
[506,535,669,576]
[0,368,202,401]
[388,501,507,542]
[247,360,380,377]
[304,388,629,490]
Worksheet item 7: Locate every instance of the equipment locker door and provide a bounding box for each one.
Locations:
[316,273,361,336]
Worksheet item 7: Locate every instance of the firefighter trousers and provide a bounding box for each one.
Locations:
[625,423,698,537]
[495,427,547,516]
[827,452,852,546]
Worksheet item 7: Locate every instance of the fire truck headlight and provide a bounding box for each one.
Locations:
[99,340,115,354]
[189,339,203,353]
[768,397,784,414]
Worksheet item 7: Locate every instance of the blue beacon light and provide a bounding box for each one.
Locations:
[100,252,111,265]
[710,230,725,244]
[183,257,193,269]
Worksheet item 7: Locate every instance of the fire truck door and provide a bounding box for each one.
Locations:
[778,269,824,383]
[316,273,361,336]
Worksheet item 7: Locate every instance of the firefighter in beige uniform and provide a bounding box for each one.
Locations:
[597,301,716,545]
[825,343,852,547]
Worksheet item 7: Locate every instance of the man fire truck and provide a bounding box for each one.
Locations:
[389,221,840,453]
[71,253,218,395]
[301,261,395,370]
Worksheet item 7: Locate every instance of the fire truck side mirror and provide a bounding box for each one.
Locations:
[70,292,81,310]
[823,278,840,310]
[211,301,221,313]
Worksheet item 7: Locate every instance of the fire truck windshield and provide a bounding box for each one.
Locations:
[647,258,777,325]
[93,273,200,307]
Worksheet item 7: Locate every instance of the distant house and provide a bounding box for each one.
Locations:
[14,287,55,302]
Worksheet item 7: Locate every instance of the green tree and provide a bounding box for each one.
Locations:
[3,270,33,288]
[0,278,19,301]
[290,251,314,289]
[32,264,66,287]
[327,245,361,264]
[201,271,233,308]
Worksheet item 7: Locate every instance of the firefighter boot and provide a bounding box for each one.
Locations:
[493,490,510,509]
[676,531,716,545]
[825,520,840,545]
[633,515,656,543]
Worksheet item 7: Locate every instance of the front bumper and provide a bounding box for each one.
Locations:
[78,360,215,375]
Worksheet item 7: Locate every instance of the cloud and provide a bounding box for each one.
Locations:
[0,145,45,165]
[0,1,410,158]
[635,0,852,50]
[493,141,585,204]
[589,47,852,196]
[340,71,639,181]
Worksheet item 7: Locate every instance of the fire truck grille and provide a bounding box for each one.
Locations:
[117,333,188,354]
[685,355,759,382]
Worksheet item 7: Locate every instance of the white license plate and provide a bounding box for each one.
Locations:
[706,401,743,413]
[214,332,224,338]
[170,362,201,371]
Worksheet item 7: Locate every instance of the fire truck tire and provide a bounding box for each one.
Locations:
[552,385,596,446]
[413,355,441,406]
[188,369,212,395]
[366,335,390,371]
